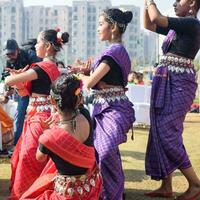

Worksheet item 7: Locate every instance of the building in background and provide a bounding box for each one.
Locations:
[118,5,144,67]
[71,1,145,66]
[0,0,24,54]
[71,0,111,61]
[24,5,72,65]
[0,0,161,70]
[143,31,157,66]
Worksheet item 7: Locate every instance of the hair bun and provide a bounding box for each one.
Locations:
[124,11,133,23]
[61,32,69,44]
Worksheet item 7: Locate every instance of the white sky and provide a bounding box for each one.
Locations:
[24,0,173,12]
[24,0,175,27]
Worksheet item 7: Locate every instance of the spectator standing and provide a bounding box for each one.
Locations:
[2,39,41,146]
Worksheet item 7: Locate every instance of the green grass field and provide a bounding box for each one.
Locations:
[1,113,200,200]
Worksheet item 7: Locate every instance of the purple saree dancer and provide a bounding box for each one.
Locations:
[144,0,200,199]
[79,9,135,200]
[92,43,135,200]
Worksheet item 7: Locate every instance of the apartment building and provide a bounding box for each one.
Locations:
[0,0,24,53]
[72,0,111,61]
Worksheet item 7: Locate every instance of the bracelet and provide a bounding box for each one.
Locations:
[146,0,156,9]
[15,88,24,91]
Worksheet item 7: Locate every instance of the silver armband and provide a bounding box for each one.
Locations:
[146,0,156,8]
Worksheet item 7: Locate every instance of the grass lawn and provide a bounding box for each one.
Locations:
[1,113,200,200]
[0,158,10,200]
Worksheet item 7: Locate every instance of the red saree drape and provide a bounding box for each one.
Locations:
[8,61,60,200]
[20,127,102,200]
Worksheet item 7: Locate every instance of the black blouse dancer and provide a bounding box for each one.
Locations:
[144,0,200,200]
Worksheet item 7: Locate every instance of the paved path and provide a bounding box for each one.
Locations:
[0,113,200,200]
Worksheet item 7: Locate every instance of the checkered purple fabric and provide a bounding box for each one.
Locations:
[93,101,135,199]
[92,43,131,86]
[162,30,176,54]
[92,43,135,199]
[145,65,197,180]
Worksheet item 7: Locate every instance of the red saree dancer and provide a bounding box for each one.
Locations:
[8,61,60,200]
[20,127,102,200]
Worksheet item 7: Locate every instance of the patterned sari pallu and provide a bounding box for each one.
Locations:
[20,127,102,200]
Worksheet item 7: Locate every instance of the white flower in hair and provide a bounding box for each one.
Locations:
[119,7,127,12]
[56,31,62,44]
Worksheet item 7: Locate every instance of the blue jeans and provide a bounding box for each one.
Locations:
[14,95,29,145]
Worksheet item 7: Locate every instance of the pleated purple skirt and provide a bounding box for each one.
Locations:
[145,65,197,180]
[93,99,135,199]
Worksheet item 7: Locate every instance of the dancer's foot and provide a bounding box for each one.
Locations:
[175,186,200,200]
[145,188,174,198]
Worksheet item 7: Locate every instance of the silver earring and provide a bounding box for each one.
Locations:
[189,9,193,15]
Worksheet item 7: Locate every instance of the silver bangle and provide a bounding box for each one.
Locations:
[146,0,156,8]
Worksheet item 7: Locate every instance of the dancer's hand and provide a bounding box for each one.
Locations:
[30,116,55,130]
[69,58,92,75]
[4,89,14,97]
[5,65,29,75]
[0,95,9,104]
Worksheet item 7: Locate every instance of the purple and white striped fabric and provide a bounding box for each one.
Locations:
[92,44,135,199]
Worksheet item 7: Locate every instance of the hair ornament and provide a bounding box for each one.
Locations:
[103,12,127,32]
[74,75,83,90]
[75,88,81,96]
[74,74,80,80]
[56,31,62,44]
[119,7,127,12]
[50,90,61,101]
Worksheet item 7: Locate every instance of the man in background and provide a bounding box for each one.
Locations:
[2,39,40,149]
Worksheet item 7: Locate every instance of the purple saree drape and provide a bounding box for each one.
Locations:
[145,30,198,180]
[92,43,135,199]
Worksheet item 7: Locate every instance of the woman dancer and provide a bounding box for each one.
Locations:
[20,74,102,200]
[5,29,69,199]
[79,8,135,200]
[144,0,200,199]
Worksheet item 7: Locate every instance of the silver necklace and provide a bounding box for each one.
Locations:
[58,109,80,133]
[43,56,56,62]
[59,118,76,134]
